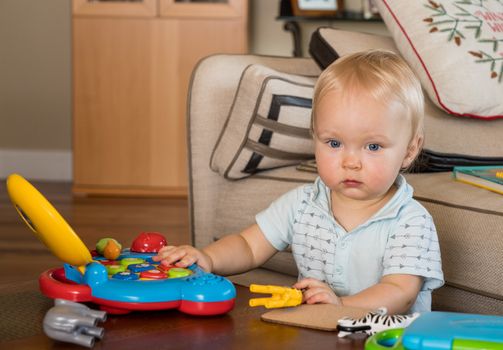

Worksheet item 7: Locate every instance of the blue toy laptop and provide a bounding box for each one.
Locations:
[366,311,503,350]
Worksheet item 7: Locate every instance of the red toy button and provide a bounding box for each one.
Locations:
[157,263,175,272]
[140,269,168,280]
[130,232,167,253]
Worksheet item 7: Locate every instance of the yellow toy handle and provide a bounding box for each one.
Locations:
[6,174,92,266]
[249,284,303,309]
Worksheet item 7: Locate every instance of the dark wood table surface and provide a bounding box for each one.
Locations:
[0,283,367,350]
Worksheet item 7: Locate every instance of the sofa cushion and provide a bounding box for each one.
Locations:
[309,27,503,171]
[407,173,503,305]
[374,0,503,119]
[210,64,317,180]
[432,284,503,315]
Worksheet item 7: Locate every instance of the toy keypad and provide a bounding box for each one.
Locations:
[95,255,192,281]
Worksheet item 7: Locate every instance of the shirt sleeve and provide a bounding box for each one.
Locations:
[255,185,305,251]
[382,205,444,291]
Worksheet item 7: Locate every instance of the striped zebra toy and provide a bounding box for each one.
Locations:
[337,307,420,337]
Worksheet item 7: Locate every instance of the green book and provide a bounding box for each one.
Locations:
[452,165,503,195]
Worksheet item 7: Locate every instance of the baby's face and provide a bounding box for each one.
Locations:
[314,89,416,203]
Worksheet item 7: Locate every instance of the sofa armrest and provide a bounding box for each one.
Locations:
[187,54,320,248]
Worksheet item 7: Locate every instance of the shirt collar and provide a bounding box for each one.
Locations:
[309,174,413,227]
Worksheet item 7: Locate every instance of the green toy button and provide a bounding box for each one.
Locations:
[120,257,144,267]
[168,268,192,278]
[106,264,126,275]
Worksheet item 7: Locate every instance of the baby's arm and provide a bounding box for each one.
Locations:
[340,274,423,314]
[203,224,278,275]
[154,224,277,275]
[294,274,422,314]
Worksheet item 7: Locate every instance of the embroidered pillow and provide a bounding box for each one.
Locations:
[374,0,503,119]
[210,64,316,180]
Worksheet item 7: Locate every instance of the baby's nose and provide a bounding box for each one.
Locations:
[342,152,361,169]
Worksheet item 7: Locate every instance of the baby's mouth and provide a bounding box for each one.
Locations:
[342,179,362,187]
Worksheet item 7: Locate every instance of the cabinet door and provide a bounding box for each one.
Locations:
[73,18,186,196]
[159,0,246,18]
[73,0,158,17]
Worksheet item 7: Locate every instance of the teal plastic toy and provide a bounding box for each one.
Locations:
[365,312,503,350]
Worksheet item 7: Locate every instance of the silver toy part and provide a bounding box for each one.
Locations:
[43,299,107,347]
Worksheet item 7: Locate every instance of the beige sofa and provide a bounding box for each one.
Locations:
[186,52,503,315]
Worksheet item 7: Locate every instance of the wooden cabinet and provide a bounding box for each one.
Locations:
[72,0,248,197]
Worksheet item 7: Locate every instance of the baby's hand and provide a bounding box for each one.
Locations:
[152,245,213,272]
[293,278,342,305]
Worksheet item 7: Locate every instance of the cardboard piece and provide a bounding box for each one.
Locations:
[261,304,371,331]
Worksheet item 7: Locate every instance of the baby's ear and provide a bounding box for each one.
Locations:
[402,135,423,169]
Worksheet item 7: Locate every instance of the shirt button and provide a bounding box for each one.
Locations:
[335,266,343,274]
[340,242,347,249]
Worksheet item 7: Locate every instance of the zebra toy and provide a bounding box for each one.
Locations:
[337,307,420,337]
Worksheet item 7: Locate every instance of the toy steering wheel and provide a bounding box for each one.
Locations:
[6,174,92,266]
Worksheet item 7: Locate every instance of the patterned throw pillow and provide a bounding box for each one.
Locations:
[375,0,503,119]
[210,64,316,180]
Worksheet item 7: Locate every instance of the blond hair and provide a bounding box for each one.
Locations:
[311,50,424,144]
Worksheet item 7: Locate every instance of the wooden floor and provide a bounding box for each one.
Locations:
[0,180,190,287]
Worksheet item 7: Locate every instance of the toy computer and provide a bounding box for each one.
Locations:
[6,174,236,315]
[365,311,503,350]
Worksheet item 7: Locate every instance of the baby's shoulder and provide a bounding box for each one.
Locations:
[391,199,436,237]
[300,182,316,196]
[283,182,316,200]
[397,198,432,221]
[273,183,313,210]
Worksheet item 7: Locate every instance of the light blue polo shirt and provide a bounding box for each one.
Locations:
[256,175,444,313]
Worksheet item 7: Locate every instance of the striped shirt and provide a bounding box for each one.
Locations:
[256,175,444,313]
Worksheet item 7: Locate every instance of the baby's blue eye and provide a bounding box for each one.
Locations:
[367,143,381,151]
[328,140,341,148]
